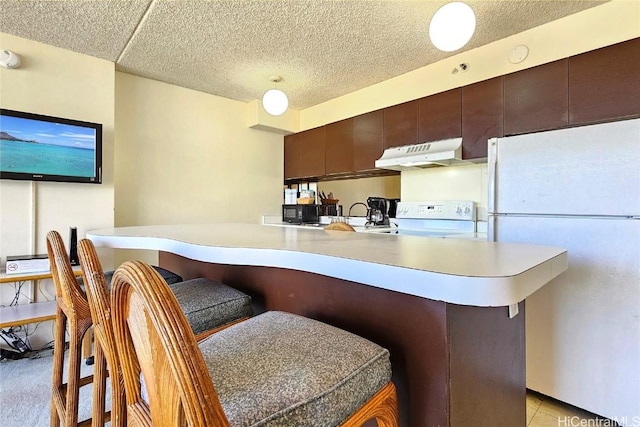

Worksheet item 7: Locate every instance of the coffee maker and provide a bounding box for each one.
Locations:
[366,197,390,226]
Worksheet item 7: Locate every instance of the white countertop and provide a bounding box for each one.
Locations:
[87,223,567,307]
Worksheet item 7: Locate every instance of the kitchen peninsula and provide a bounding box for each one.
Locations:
[87,223,567,427]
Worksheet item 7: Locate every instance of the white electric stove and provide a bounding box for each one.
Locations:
[395,200,482,238]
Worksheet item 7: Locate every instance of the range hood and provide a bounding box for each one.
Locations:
[375,137,469,171]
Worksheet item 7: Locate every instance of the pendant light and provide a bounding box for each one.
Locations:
[262,75,289,116]
[429,2,476,52]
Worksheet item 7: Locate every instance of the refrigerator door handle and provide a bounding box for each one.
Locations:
[488,214,496,242]
[487,137,498,216]
[487,137,498,243]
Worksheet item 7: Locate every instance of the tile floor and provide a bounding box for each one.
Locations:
[527,390,619,427]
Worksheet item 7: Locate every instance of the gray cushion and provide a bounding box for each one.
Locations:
[198,311,391,426]
[169,278,253,335]
[79,265,183,288]
[104,266,182,286]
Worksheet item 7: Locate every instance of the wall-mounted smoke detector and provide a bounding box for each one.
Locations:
[0,50,21,69]
[508,45,529,64]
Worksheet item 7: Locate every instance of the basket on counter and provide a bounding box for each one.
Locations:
[320,199,339,205]
[297,198,316,205]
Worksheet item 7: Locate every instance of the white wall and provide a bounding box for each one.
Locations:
[0,33,115,348]
[114,72,284,264]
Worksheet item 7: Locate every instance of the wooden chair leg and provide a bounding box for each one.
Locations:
[64,321,84,427]
[110,375,127,427]
[51,306,66,427]
[91,341,108,427]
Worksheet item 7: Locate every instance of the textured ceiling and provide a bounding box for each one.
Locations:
[0,0,609,110]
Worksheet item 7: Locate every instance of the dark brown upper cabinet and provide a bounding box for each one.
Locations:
[353,110,384,172]
[284,133,300,180]
[504,59,569,135]
[383,100,418,148]
[284,41,637,182]
[462,77,504,159]
[569,38,640,125]
[325,118,354,175]
[418,88,461,143]
[297,126,326,179]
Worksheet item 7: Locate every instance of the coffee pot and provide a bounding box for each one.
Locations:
[366,197,390,226]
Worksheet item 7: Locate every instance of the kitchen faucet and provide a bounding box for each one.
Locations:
[348,202,368,217]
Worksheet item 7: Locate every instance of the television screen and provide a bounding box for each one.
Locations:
[0,108,102,184]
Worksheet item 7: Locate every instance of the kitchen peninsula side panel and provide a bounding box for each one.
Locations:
[160,252,526,427]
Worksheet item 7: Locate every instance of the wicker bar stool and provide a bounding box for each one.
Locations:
[48,231,253,427]
[47,230,108,427]
[77,238,252,427]
[110,260,399,427]
[80,265,182,365]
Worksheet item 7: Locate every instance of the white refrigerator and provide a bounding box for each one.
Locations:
[488,118,640,424]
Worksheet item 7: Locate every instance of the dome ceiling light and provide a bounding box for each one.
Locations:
[429,2,476,52]
[262,75,289,116]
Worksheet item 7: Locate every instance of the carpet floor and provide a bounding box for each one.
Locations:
[0,349,108,427]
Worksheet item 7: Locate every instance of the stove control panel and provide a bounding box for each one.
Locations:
[396,200,475,220]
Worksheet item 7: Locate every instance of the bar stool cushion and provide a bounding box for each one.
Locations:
[198,311,391,426]
[168,278,253,336]
[78,265,183,289]
[104,266,182,286]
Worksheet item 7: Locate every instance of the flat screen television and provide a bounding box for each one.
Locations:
[0,108,102,184]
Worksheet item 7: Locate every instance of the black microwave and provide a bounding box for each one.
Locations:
[282,204,320,224]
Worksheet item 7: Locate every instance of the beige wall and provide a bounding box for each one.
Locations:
[0,33,115,347]
[114,72,284,264]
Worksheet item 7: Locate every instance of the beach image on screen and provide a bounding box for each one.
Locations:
[0,115,96,177]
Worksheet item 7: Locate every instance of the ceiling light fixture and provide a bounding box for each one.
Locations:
[429,2,476,52]
[262,76,289,116]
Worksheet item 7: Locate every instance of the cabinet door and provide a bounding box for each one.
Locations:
[504,59,568,135]
[354,110,384,171]
[462,77,504,159]
[418,89,461,143]
[325,118,354,175]
[383,100,418,148]
[284,133,300,180]
[298,126,326,178]
[569,38,640,125]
